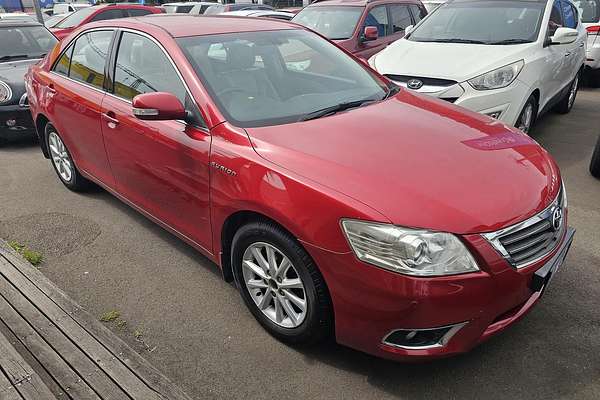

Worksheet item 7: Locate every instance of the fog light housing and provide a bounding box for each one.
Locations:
[382,322,467,349]
[485,111,502,119]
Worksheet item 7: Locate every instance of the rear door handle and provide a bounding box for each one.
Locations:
[565,51,571,57]
[102,112,119,127]
[579,42,585,48]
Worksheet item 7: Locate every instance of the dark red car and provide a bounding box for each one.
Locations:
[27,15,574,361]
[49,4,163,40]
[292,0,427,59]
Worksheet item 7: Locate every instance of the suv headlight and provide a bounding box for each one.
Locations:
[467,60,524,91]
[0,81,12,104]
[341,219,479,276]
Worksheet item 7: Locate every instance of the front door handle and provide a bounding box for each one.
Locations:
[102,112,119,128]
[565,51,572,57]
[579,42,585,48]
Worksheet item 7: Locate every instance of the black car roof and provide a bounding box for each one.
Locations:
[0,20,43,28]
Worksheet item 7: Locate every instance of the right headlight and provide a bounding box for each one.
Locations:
[0,81,12,104]
[467,60,524,91]
[341,219,479,277]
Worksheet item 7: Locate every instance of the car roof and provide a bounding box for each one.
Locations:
[164,2,210,5]
[309,0,420,6]
[0,19,41,27]
[108,14,299,37]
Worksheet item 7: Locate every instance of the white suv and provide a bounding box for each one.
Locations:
[370,0,587,133]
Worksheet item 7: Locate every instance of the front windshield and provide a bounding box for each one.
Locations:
[292,6,363,40]
[409,0,545,44]
[573,0,600,22]
[0,26,58,60]
[204,5,225,15]
[177,30,389,128]
[55,7,97,29]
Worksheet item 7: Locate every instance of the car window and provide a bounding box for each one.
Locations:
[549,0,564,36]
[389,5,413,33]
[53,44,74,76]
[54,7,97,28]
[113,32,187,104]
[67,31,113,90]
[90,9,125,22]
[127,9,153,17]
[364,6,389,36]
[409,4,426,23]
[1,26,58,60]
[561,0,578,28]
[292,6,364,40]
[573,0,600,23]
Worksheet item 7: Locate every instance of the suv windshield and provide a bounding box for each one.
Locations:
[0,26,58,60]
[573,0,600,22]
[177,30,390,127]
[292,6,363,40]
[408,0,546,44]
[55,7,97,28]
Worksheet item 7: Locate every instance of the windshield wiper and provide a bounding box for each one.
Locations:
[299,99,376,122]
[488,39,532,45]
[0,54,29,62]
[382,84,401,100]
[425,38,488,44]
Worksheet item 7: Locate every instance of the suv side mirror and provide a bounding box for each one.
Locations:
[132,92,187,121]
[549,27,578,45]
[363,26,379,41]
[405,25,414,35]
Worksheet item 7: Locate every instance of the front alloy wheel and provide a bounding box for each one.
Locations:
[516,95,538,134]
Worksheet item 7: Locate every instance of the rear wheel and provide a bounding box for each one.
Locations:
[231,221,333,345]
[516,94,538,134]
[590,135,600,179]
[45,123,92,192]
[555,72,580,114]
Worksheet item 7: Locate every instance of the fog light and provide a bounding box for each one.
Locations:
[6,119,16,127]
[485,111,502,119]
[382,322,467,349]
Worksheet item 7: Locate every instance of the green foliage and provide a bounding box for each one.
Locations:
[8,241,43,266]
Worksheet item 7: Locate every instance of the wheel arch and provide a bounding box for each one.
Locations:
[35,113,51,158]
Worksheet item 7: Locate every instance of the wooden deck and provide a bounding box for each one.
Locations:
[0,240,193,400]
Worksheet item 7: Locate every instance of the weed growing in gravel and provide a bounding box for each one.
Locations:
[8,241,43,266]
[116,319,127,330]
[100,310,121,322]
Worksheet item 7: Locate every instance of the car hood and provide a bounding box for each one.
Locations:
[372,39,533,82]
[245,90,561,234]
[0,59,37,105]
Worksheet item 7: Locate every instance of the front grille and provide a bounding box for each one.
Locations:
[384,74,458,87]
[441,97,459,103]
[483,186,566,268]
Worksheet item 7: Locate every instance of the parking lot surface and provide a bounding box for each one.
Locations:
[1,87,599,400]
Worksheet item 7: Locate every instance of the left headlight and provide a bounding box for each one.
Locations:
[341,219,480,276]
[467,60,524,91]
[0,81,12,104]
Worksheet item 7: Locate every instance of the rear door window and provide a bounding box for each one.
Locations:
[66,30,113,89]
[561,0,578,28]
[389,4,413,33]
[90,9,125,22]
[409,4,426,23]
[127,8,154,17]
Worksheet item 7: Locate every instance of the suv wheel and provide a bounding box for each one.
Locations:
[231,221,332,344]
[516,95,538,134]
[46,123,92,192]
[590,135,600,179]
[555,73,580,114]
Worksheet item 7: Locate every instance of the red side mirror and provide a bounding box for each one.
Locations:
[363,26,379,41]
[132,92,186,121]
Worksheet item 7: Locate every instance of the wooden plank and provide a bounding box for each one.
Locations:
[0,329,57,399]
[0,242,193,400]
[0,289,106,400]
[0,366,23,400]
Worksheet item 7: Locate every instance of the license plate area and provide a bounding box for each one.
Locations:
[530,227,575,293]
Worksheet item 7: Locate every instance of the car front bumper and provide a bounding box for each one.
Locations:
[304,226,575,361]
[0,104,36,141]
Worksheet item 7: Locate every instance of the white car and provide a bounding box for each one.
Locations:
[370,0,587,133]
[52,3,90,15]
[221,10,295,20]
[164,2,212,14]
[188,2,221,15]
[422,0,446,12]
[573,0,600,73]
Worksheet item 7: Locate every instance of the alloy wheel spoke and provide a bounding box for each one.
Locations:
[282,289,306,312]
[62,161,72,181]
[243,260,268,280]
[274,296,284,323]
[275,257,291,279]
[265,246,278,276]
[258,290,273,310]
[279,277,303,290]
[279,297,298,326]
[246,279,268,289]
[251,247,270,274]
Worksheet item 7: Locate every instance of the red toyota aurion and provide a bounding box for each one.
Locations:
[26,15,574,361]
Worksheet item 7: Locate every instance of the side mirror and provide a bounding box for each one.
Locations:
[549,27,578,45]
[363,26,379,42]
[405,25,414,35]
[132,92,186,121]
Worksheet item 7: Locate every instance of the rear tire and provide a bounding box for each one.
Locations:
[45,123,92,192]
[231,220,333,345]
[590,135,600,179]
[554,72,580,114]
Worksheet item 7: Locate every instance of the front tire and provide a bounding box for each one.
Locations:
[555,72,580,114]
[516,94,538,134]
[45,123,92,192]
[590,135,600,179]
[231,221,333,345]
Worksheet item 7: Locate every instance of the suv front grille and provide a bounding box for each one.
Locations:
[383,75,458,87]
[483,186,566,268]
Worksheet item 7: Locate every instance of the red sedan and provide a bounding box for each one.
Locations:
[26,15,574,361]
[49,4,163,40]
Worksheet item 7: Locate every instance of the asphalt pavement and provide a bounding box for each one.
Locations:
[1,87,599,400]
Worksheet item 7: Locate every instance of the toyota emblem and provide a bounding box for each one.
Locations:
[551,207,563,231]
[407,79,424,90]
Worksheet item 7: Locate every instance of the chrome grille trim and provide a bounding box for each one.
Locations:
[482,186,566,269]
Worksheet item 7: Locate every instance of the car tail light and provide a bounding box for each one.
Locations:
[587,25,600,35]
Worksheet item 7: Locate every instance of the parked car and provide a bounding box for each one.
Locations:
[50,4,164,40]
[27,15,574,361]
[221,10,296,20]
[203,3,274,15]
[188,1,221,15]
[164,2,211,14]
[292,0,427,59]
[573,0,600,79]
[591,135,600,177]
[370,0,587,134]
[0,20,57,145]
[0,12,34,21]
[45,12,72,28]
[53,3,90,16]
[421,0,445,12]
